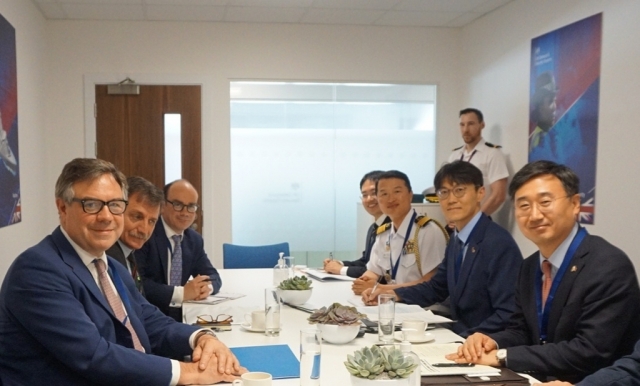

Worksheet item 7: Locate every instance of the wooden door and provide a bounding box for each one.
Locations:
[95,85,203,232]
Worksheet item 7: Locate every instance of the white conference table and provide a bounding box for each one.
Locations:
[183,268,466,385]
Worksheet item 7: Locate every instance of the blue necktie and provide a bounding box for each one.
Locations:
[453,236,464,281]
[170,235,182,286]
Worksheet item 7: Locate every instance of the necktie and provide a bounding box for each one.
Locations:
[453,235,464,281]
[541,260,553,307]
[170,234,182,286]
[127,252,144,295]
[93,259,144,352]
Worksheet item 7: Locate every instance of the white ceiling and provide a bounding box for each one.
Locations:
[31,0,513,28]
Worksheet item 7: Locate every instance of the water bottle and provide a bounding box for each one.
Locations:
[273,252,289,286]
[399,340,421,386]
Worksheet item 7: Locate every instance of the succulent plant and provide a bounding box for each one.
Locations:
[345,345,419,380]
[308,302,365,325]
[277,275,312,290]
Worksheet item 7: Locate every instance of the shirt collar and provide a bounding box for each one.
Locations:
[375,215,390,226]
[60,226,107,269]
[463,138,486,154]
[391,209,416,237]
[161,216,183,240]
[539,222,579,270]
[455,211,482,245]
[117,239,134,258]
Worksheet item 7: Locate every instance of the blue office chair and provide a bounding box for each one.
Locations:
[223,242,290,269]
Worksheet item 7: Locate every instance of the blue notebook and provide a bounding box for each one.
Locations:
[231,344,300,379]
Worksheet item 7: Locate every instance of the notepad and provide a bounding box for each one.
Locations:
[230,344,300,379]
[303,268,356,282]
[412,344,500,376]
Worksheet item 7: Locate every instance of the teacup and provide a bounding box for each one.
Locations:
[244,310,266,330]
[401,319,426,341]
[232,372,272,386]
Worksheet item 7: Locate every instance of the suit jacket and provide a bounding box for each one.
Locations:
[136,218,222,317]
[0,227,198,386]
[343,216,391,278]
[106,243,144,296]
[395,214,522,337]
[578,339,640,386]
[491,233,640,383]
[106,242,128,268]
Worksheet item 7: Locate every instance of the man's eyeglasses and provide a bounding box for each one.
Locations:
[166,199,198,213]
[436,186,469,200]
[72,198,128,215]
[360,192,377,200]
[196,314,233,325]
[515,196,570,217]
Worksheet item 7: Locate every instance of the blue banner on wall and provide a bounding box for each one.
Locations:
[528,13,602,224]
[0,14,20,228]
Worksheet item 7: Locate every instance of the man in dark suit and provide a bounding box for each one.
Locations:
[323,170,390,279]
[137,179,222,321]
[106,176,164,295]
[362,161,522,337]
[449,161,640,383]
[0,158,242,385]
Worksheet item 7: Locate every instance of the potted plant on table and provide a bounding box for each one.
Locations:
[308,302,365,344]
[277,276,313,305]
[345,345,419,385]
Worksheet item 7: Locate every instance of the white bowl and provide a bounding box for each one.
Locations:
[317,323,360,344]
[350,375,408,386]
[277,289,312,305]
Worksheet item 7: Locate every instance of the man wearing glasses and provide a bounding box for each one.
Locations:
[0,158,243,385]
[447,161,640,383]
[137,179,222,321]
[362,161,522,337]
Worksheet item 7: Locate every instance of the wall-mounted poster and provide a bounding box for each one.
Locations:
[528,13,602,225]
[0,14,20,228]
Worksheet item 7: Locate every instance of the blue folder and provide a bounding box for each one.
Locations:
[230,344,300,379]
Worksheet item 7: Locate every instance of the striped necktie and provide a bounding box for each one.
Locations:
[93,259,144,351]
[542,260,553,307]
[170,234,182,286]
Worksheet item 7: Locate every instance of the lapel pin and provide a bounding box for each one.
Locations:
[471,247,476,253]
[570,265,577,272]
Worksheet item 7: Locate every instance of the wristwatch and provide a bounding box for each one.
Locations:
[496,349,507,366]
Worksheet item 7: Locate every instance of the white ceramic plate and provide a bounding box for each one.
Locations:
[393,331,435,344]
[240,322,265,333]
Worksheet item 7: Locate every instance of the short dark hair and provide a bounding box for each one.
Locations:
[376,170,412,193]
[509,160,579,200]
[55,158,127,203]
[360,170,385,190]
[127,176,164,207]
[434,161,483,191]
[459,108,484,123]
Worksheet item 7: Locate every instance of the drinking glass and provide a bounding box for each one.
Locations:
[265,287,281,337]
[378,293,395,343]
[300,328,321,386]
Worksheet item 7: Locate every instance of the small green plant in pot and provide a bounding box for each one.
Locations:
[277,276,312,305]
[308,303,365,344]
[345,345,418,382]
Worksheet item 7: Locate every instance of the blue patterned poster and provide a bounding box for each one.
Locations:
[529,14,602,224]
[0,13,20,228]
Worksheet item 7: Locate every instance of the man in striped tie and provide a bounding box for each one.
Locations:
[0,158,243,385]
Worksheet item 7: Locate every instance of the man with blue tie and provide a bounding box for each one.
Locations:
[362,161,522,337]
[0,158,243,385]
[323,170,390,279]
[137,179,222,321]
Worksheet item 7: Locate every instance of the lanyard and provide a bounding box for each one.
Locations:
[460,149,477,163]
[108,259,133,324]
[535,227,587,343]
[388,211,417,280]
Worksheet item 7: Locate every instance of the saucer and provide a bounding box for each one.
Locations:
[240,322,265,333]
[393,331,435,344]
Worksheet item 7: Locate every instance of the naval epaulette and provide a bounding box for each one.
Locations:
[415,215,450,242]
[453,145,463,151]
[376,223,392,235]
[414,215,432,227]
[485,142,502,148]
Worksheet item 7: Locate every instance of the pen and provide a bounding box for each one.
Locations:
[368,275,384,303]
[432,363,475,368]
[329,252,334,261]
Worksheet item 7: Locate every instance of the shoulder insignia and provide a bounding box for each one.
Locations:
[485,141,502,149]
[415,215,432,228]
[453,145,463,151]
[415,215,449,242]
[376,223,392,235]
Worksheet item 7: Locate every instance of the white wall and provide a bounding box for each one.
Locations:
[43,21,463,267]
[460,0,640,271]
[0,1,48,278]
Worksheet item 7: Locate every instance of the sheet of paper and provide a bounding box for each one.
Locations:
[184,292,246,305]
[356,304,453,324]
[412,344,501,376]
[303,268,356,282]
